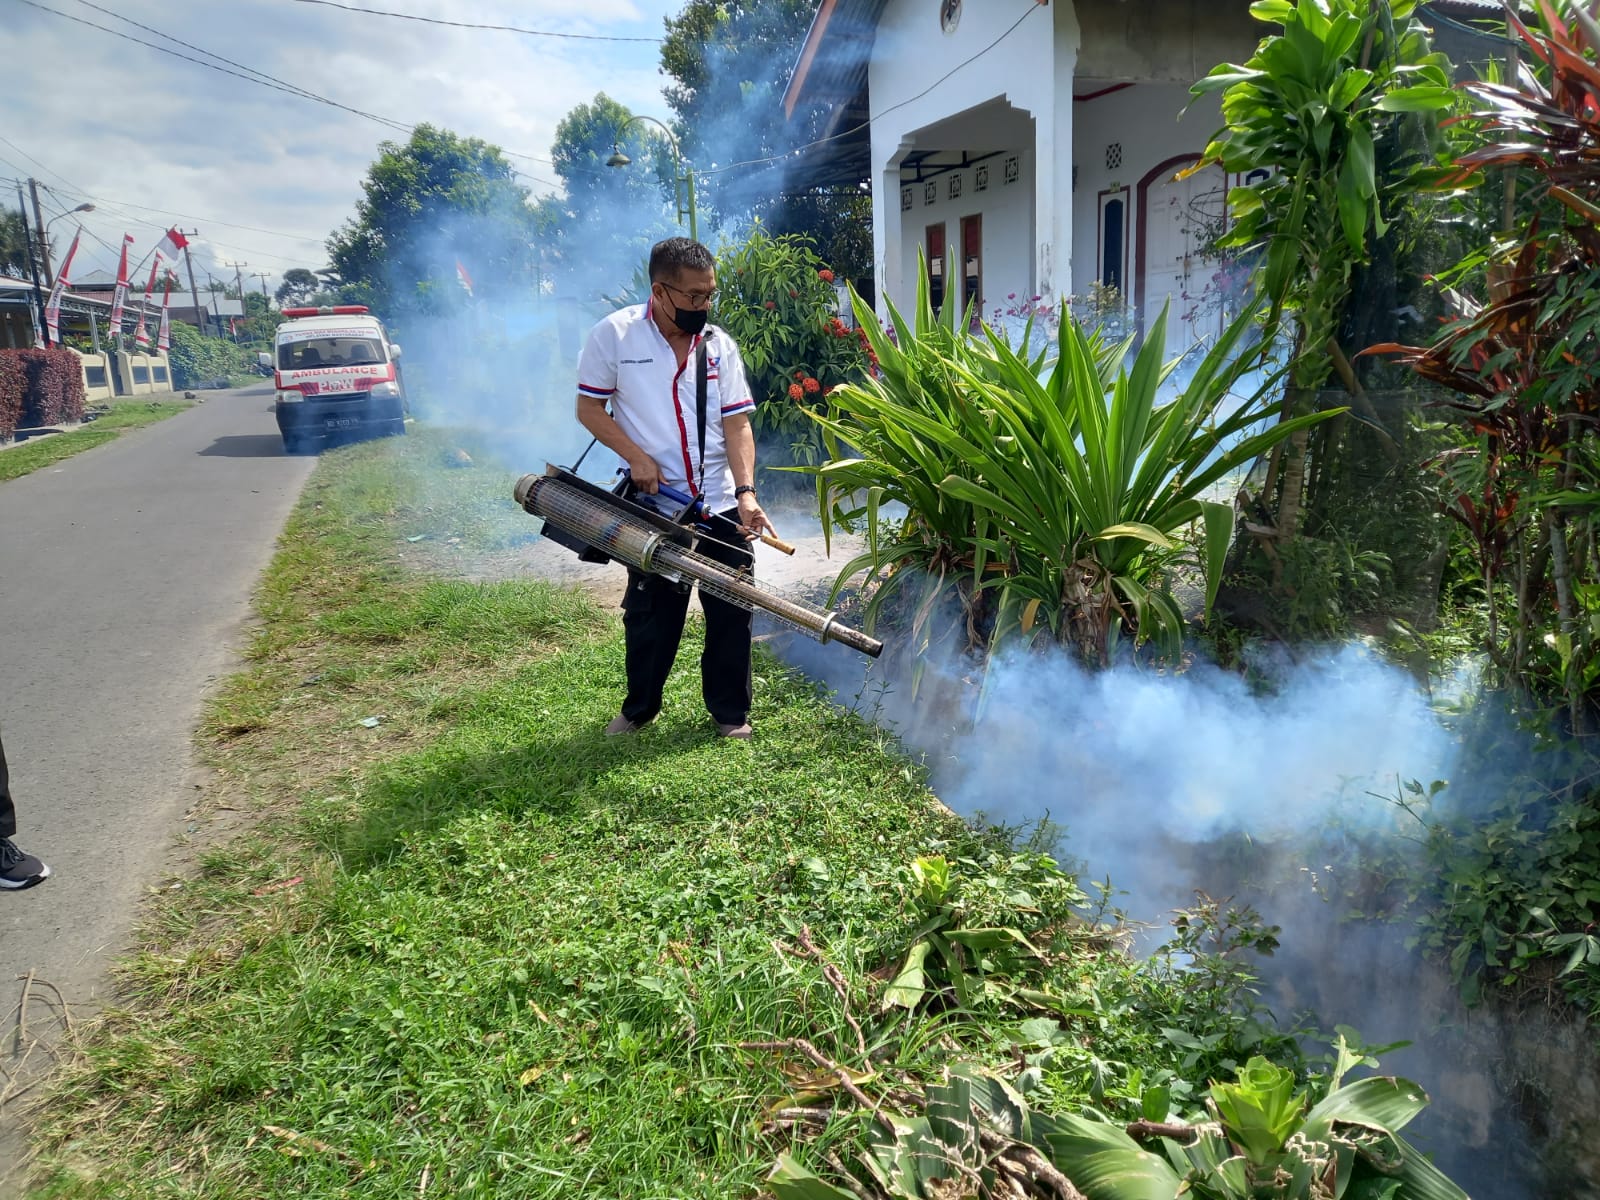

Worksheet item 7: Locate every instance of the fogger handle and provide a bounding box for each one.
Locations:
[651,480,797,557]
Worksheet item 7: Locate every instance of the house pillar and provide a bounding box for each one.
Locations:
[1039,3,1082,301]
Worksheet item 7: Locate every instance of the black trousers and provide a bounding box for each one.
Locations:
[0,730,15,840]
[620,511,754,727]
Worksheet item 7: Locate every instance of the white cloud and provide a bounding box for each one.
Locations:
[3,0,682,290]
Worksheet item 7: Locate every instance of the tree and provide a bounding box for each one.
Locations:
[1188,0,1454,537]
[548,92,677,299]
[660,0,872,284]
[1,207,33,279]
[274,268,320,306]
[326,123,544,315]
[1377,4,1600,726]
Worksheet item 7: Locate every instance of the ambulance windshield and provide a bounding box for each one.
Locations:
[278,337,385,370]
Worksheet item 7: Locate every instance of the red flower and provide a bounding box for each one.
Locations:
[803,377,821,394]
[818,269,835,283]
[763,300,776,310]
[787,383,804,401]
[788,289,798,298]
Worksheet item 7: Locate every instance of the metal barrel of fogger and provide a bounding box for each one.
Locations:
[514,473,883,658]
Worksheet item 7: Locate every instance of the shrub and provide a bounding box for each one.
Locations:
[166,321,250,389]
[805,277,1340,668]
[2,347,86,428]
[713,226,868,467]
[0,352,22,441]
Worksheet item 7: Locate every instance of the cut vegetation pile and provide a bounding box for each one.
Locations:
[28,430,1453,1199]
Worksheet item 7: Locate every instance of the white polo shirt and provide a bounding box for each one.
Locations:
[577,302,756,513]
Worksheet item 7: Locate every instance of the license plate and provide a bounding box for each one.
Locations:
[325,416,359,430]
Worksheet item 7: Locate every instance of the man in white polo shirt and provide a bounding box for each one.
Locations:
[576,237,775,740]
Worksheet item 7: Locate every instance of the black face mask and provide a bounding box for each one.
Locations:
[669,304,708,336]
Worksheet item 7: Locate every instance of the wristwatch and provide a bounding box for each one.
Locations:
[735,485,758,499]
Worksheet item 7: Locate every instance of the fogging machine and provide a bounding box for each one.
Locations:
[513,465,883,658]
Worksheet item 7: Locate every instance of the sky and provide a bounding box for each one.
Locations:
[3,0,687,293]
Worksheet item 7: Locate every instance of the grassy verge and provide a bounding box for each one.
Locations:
[0,398,192,483]
[27,429,1295,1200]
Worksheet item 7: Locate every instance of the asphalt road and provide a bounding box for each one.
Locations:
[0,384,314,1184]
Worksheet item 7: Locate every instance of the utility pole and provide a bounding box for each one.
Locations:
[176,228,204,337]
[16,179,50,345]
[27,178,52,286]
[225,261,247,343]
[252,271,271,304]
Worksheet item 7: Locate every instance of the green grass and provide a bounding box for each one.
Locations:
[27,429,1297,1200]
[0,398,192,482]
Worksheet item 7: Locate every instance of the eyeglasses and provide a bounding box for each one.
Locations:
[659,280,718,309]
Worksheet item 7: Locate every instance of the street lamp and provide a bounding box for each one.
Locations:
[43,203,94,284]
[606,115,697,243]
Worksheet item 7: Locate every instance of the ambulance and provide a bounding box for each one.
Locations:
[272,305,408,454]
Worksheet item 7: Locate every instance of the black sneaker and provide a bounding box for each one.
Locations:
[0,837,50,889]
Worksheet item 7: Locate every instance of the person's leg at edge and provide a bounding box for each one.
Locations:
[0,728,51,889]
[0,729,15,841]
[697,516,754,732]
[616,569,693,729]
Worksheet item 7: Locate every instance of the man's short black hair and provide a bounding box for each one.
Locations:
[649,237,715,283]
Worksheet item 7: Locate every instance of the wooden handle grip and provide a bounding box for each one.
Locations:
[760,532,797,556]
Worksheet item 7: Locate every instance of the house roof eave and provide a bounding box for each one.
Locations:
[783,0,885,119]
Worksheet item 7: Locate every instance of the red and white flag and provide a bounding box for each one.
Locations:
[157,228,189,260]
[133,253,163,350]
[43,228,83,347]
[456,259,474,297]
[156,277,174,354]
[109,233,135,332]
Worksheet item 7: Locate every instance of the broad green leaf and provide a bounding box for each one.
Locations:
[1198,500,1235,617]
[1094,523,1177,550]
[1304,1075,1429,1136]
[883,940,931,1010]
[768,1153,861,1200]
[943,926,1043,956]
[1038,1111,1184,1199]
[1376,85,1456,112]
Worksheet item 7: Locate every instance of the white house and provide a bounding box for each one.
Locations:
[781,0,1515,358]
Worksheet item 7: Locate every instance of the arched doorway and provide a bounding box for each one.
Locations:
[1135,153,1228,360]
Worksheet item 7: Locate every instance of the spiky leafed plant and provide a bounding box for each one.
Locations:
[1372,0,1600,725]
[1187,0,1457,536]
[802,274,1338,673]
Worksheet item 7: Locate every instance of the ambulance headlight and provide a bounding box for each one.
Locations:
[276,389,304,404]
[370,381,401,398]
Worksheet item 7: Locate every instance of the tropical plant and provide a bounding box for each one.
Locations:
[768,1036,1468,1200]
[1371,0,1600,726]
[804,274,1338,671]
[712,226,867,467]
[880,854,1072,1014]
[1188,0,1457,537]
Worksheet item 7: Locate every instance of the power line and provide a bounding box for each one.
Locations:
[18,0,413,135]
[37,181,324,244]
[286,0,662,42]
[20,0,576,189]
[66,0,409,130]
[31,178,313,265]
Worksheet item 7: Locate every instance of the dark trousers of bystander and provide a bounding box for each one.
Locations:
[0,730,15,839]
[619,511,754,728]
